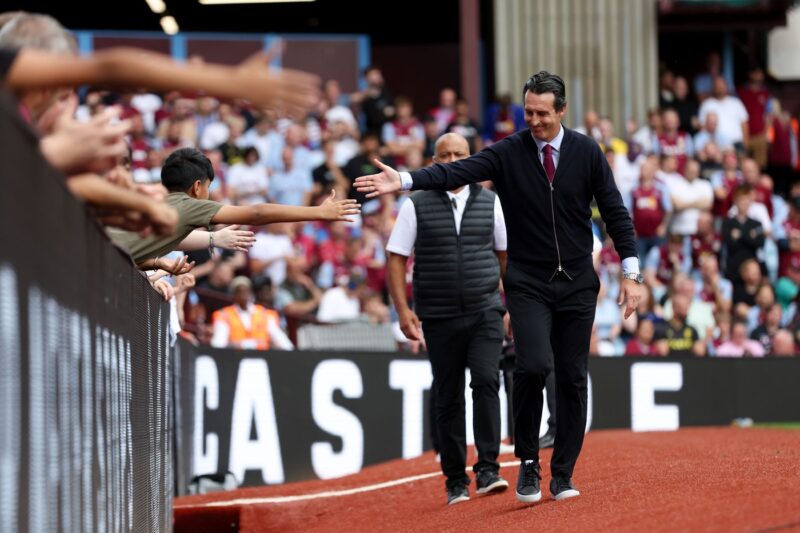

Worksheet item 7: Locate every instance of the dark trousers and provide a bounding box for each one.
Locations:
[505,263,598,479]
[423,309,504,488]
[544,370,556,435]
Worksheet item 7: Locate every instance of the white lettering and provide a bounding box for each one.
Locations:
[193,356,220,475]
[389,360,432,459]
[631,362,682,432]
[229,359,285,484]
[311,360,364,479]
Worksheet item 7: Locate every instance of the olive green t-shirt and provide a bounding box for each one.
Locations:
[109,192,223,263]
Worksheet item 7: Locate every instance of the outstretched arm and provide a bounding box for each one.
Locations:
[212,190,359,226]
[355,148,503,198]
[7,47,320,117]
[177,225,255,252]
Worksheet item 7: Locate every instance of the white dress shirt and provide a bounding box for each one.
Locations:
[386,187,507,256]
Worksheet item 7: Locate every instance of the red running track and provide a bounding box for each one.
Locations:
[174,428,800,532]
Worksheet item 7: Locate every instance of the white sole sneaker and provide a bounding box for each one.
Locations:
[476,479,509,495]
[515,490,542,503]
[552,489,580,501]
[448,494,470,505]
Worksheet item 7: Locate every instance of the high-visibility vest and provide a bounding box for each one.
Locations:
[213,305,278,350]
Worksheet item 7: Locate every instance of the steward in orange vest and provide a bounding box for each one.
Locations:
[211,276,283,350]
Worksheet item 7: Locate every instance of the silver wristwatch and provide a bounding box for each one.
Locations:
[622,272,644,284]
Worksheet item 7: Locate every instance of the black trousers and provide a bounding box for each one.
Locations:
[423,309,504,488]
[504,263,598,479]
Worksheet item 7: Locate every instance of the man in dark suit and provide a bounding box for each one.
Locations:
[355,71,644,503]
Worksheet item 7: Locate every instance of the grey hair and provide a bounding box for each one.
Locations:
[0,12,77,54]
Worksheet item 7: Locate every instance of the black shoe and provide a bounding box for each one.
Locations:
[515,460,542,503]
[446,483,470,505]
[475,470,509,495]
[550,476,580,501]
[538,431,555,449]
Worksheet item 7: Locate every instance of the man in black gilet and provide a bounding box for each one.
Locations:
[387,133,509,505]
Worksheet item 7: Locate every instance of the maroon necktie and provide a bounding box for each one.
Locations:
[543,143,555,183]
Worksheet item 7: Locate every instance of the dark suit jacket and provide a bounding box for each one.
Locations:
[409,127,636,280]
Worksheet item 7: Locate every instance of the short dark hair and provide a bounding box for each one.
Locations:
[522,71,567,111]
[161,148,214,192]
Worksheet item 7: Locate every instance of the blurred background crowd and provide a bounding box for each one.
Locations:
[5,6,800,358]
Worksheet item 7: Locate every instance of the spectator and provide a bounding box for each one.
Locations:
[317,269,363,323]
[694,112,732,154]
[631,158,669,261]
[574,109,602,142]
[750,303,782,354]
[249,222,295,288]
[342,133,395,205]
[722,185,765,283]
[240,114,282,169]
[666,76,699,134]
[269,147,314,207]
[667,159,713,238]
[210,276,293,350]
[630,108,661,155]
[156,97,196,147]
[691,211,722,270]
[715,320,765,357]
[359,65,394,136]
[598,116,628,155]
[312,137,349,197]
[696,253,733,314]
[382,96,425,170]
[663,274,716,341]
[698,77,748,151]
[766,99,798,198]
[710,149,742,218]
[645,233,691,302]
[693,52,731,102]
[625,318,657,356]
[226,146,269,205]
[770,329,795,356]
[323,79,358,130]
[659,69,675,107]
[663,293,705,357]
[428,87,457,135]
[732,258,764,308]
[655,108,694,175]
[483,93,525,143]
[594,282,623,355]
[446,99,482,154]
[737,66,770,169]
[747,284,776,333]
[276,257,323,317]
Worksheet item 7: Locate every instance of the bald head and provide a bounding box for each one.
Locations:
[433,133,470,164]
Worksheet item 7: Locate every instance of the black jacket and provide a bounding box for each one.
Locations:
[409,127,636,280]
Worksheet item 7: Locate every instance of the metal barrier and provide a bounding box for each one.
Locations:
[0,89,172,532]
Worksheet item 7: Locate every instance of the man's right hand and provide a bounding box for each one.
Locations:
[503,311,513,340]
[353,159,402,198]
[399,308,422,341]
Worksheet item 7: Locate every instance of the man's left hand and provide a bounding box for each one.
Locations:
[619,278,644,320]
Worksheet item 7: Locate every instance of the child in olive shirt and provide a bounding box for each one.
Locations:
[110,148,359,269]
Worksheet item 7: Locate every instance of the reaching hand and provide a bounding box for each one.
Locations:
[151,279,174,301]
[399,309,422,341]
[39,96,130,175]
[234,49,321,118]
[156,256,196,276]
[176,273,196,293]
[318,189,360,222]
[353,159,402,198]
[213,225,256,251]
[619,279,644,320]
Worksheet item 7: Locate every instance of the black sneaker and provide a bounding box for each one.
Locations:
[446,483,470,505]
[550,476,580,501]
[475,470,509,495]
[515,460,542,503]
[538,431,555,449]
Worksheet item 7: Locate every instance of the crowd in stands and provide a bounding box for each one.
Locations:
[3,11,799,356]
